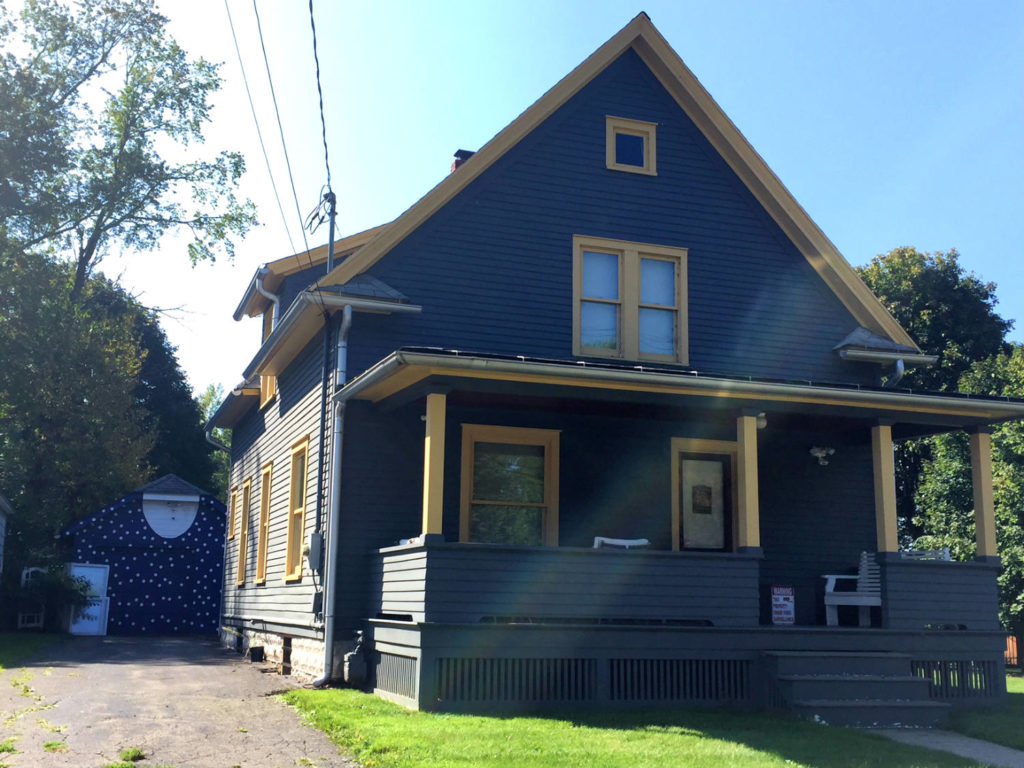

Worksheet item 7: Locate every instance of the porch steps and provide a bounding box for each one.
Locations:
[764,651,949,728]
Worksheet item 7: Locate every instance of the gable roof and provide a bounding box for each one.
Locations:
[138,474,208,498]
[234,223,390,320]
[315,12,918,351]
[62,474,218,537]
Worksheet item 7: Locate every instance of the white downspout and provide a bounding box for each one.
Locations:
[254,267,280,327]
[313,303,352,687]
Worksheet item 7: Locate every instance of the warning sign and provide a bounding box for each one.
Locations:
[771,585,795,626]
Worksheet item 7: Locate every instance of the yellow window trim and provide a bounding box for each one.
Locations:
[227,487,238,540]
[572,235,689,365]
[260,311,278,408]
[670,437,738,552]
[235,478,252,586]
[284,437,310,582]
[255,462,273,585]
[606,115,657,175]
[459,424,561,546]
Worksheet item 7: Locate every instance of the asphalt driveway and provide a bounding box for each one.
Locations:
[0,635,356,768]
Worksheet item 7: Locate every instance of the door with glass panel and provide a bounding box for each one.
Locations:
[677,452,732,550]
[460,425,560,546]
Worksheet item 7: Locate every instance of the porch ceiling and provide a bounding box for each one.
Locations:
[338,349,1024,437]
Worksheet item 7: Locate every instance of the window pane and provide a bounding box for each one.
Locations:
[582,251,618,299]
[615,132,645,167]
[641,258,676,306]
[292,451,306,506]
[470,504,543,546]
[473,443,545,503]
[581,302,618,350]
[639,308,675,355]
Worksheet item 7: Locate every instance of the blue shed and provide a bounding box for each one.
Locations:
[64,474,225,635]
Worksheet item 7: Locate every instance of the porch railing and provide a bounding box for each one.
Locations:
[370,542,761,627]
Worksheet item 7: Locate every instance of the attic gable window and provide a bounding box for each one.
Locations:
[606,116,657,175]
[572,235,688,364]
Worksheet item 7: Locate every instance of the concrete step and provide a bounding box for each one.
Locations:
[790,698,950,728]
[777,674,931,702]
[765,651,912,677]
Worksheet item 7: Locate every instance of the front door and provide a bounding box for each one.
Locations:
[678,452,731,550]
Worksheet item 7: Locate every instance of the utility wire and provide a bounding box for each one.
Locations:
[308,0,332,193]
[251,0,322,291]
[223,0,297,256]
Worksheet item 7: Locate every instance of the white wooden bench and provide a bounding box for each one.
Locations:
[822,551,881,627]
[900,547,951,561]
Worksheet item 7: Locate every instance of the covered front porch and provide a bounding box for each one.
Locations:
[334,349,1024,713]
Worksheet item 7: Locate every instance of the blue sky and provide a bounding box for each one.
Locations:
[113,0,1024,391]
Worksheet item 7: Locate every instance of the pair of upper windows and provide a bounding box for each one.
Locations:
[572,236,688,365]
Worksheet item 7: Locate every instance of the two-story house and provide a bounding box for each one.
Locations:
[209,14,1024,724]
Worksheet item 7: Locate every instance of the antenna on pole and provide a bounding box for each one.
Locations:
[325,190,337,274]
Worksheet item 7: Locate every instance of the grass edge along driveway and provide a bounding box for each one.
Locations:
[0,633,57,671]
[945,675,1024,752]
[285,688,982,768]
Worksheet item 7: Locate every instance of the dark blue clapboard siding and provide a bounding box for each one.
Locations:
[882,560,1000,631]
[334,400,424,632]
[346,49,872,386]
[222,333,328,638]
[371,544,760,627]
[757,430,877,625]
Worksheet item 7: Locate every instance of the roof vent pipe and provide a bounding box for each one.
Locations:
[255,267,281,328]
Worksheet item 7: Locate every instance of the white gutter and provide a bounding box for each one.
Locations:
[243,292,421,380]
[838,348,938,366]
[313,304,353,688]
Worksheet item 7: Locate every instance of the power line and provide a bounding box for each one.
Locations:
[251,0,321,285]
[223,0,297,256]
[308,0,332,193]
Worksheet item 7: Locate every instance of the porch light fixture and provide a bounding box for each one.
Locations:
[756,412,767,429]
[809,446,835,466]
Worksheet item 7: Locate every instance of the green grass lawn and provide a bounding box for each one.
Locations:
[945,674,1024,751]
[0,632,57,671]
[285,689,980,768]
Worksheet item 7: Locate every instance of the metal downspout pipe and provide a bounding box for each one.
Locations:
[254,267,280,326]
[312,303,352,688]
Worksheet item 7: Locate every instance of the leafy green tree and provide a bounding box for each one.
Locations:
[915,346,1024,641]
[198,383,230,501]
[0,0,255,299]
[858,247,1014,541]
[0,250,153,581]
[858,247,1012,392]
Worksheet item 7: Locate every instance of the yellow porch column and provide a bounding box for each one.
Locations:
[736,413,760,549]
[970,429,997,559]
[421,392,447,536]
[871,424,899,553]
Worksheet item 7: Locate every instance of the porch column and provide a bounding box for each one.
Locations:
[421,392,446,537]
[970,427,998,560]
[871,424,898,553]
[736,412,760,551]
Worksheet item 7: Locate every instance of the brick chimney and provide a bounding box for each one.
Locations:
[450,149,475,173]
